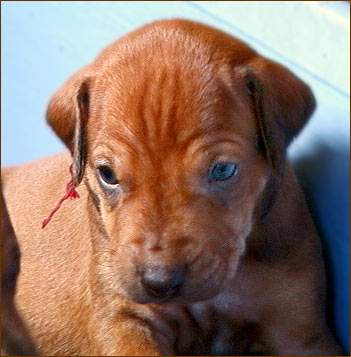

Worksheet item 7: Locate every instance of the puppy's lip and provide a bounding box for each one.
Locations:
[127,289,183,305]
[127,287,221,305]
[133,295,209,305]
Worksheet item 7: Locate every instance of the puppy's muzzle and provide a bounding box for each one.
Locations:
[138,265,187,300]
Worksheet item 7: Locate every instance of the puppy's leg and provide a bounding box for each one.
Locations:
[88,309,173,356]
[259,270,343,356]
[262,316,342,356]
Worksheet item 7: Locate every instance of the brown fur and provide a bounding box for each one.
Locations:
[1,190,38,356]
[2,19,342,355]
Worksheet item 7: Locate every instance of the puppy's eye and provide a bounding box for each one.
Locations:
[97,165,119,186]
[209,162,237,181]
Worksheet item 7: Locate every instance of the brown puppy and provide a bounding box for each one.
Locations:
[2,19,342,355]
[1,190,38,356]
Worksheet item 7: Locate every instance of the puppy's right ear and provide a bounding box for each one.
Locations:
[46,66,92,186]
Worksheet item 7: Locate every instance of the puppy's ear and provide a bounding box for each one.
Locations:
[46,67,92,186]
[243,57,316,174]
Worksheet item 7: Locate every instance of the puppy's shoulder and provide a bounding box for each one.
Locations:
[2,151,75,225]
[2,151,71,187]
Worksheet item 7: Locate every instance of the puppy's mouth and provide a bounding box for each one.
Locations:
[130,284,224,305]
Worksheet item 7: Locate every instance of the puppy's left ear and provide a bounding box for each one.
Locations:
[46,66,92,186]
[243,57,316,174]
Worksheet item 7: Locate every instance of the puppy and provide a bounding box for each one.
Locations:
[2,19,342,355]
[1,190,38,356]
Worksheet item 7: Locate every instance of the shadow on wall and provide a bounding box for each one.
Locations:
[293,142,350,355]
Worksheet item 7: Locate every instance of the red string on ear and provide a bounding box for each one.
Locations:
[41,166,80,229]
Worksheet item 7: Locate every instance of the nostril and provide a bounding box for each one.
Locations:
[139,266,186,299]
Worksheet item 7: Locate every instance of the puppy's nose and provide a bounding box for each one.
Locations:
[139,266,186,299]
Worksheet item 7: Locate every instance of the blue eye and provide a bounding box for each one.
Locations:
[97,165,119,186]
[209,162,237,181]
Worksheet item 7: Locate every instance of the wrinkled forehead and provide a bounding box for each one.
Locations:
[89,57,255,153]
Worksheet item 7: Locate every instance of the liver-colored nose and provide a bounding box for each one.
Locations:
[139,266,186,299]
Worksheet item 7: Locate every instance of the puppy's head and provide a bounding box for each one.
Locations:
[47,19,315,304]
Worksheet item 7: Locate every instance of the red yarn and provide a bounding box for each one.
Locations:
[41,177,80,229]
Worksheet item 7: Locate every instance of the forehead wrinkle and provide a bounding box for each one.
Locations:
[91,108,149,163]
[179,129,250,163]
[93,57,240,167]
[95,132,142,160]
[94,83,154,160]
[135,66,201,147]
[107,58,218,140]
